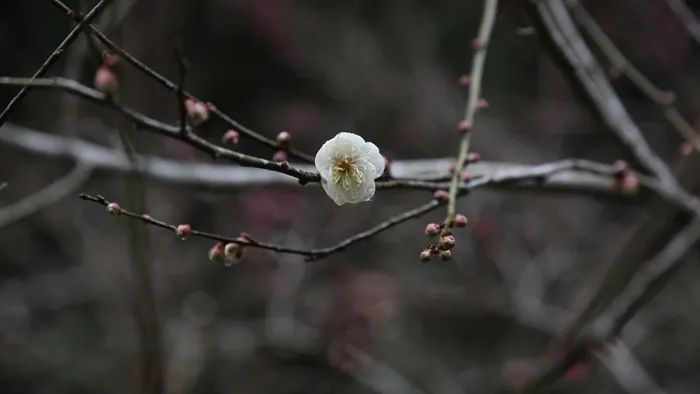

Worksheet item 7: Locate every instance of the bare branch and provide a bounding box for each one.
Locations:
[0,0,112,127]
[443,0,499,232]
[0,164,92,229]
[568,2,700,154]
[47,0,315,163]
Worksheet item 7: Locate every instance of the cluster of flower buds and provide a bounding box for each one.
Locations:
[208,234,248,267]
[94,51,120,95]
[612,160,639,195]
[420,213,468,262]
[272,130,292,162]
[185,98,210,125]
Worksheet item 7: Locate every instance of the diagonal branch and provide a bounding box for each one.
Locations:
[48,0,315,163]
[666,0,700,47]
[568,2,700,154]
[0,0,112,127]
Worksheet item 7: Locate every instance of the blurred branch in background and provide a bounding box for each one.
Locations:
[666,0,700,47]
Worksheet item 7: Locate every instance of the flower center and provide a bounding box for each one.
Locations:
[331,155,363,190]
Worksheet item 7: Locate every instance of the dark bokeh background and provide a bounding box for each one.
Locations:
[2,1,700,393]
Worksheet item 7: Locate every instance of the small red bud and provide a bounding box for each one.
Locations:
[425,223,441,236]
[94,65,118,94]
[467,152,481,163]
[433,189,450,202]
[429,246,440,255]
[454,214,468,228]
[102,51,121,67]
[679,141,694,157]
[276,130,292,148]
[440,235,456,250]
[477,97,489,110]
[185,98,209,124]
[613,160,628,178]
[222,129,240,144]
[458,74,471,86]
[471,38,485,51]
[419,249,432,262]
[208,242,225,262]
[460,171,472,182]
[175,224,191,239]
[619,173,639,195]
[106,202,122,215]
[439,250,452,261]
[273,150,288,162]
[458,120,472,134]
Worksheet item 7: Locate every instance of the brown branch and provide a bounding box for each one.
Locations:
[0,0,112,127]
[47,0,315,163]
[78,193,441,261]
[568,1,700,154]
[0,77,320,184]
[530,0,679,189]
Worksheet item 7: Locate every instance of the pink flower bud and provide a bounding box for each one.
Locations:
[175,224,191,239]
[185,98,209,124]
[477,97,489,110]
[433,189,449,202]
[425,223,441,236]
[440,235,456,250]
[94,65,118,94]
[439,250,452,261]
[419,249,432,262]
[454,214,468,228]
[460,171,472,182]
[471,38,485,50]
[276,130,291,148]
[619,173,639,195]
[613,160,628,177]
[458,74,471,86]
[273,150,288,162]
[467,152,481,163]
[224,237,248,266]
[106,202,122,215]
[208,242,225,262]
[429,245,440,255]
[102,51,121,67]
[222,129,240,144]
[679,142,694,157]
[458,120,472,134]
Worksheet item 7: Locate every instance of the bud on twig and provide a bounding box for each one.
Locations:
[425,223,441,236]
[467,152,481,163]
[185,98,209,125]
[439,250,452,261]
[208,242,225,262]
[458,74,471,86]
[106,202,122,216]
[222,129,240,144]
[454,214,468,228]
[434,190,449,202]
[176,224,191,239]
[94,65,118,94]
[439,235,456,250]
[458,120,472,134]
[477,98,489,110]
[419,249,432,262]
[273,150,288,162]
[276,131,291,149]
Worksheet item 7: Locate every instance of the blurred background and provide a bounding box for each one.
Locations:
[1,0,700,393]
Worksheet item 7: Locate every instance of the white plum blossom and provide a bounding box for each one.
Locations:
[315,132,385,206]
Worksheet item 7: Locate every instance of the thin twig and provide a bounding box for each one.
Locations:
[47,0,315,163]
[443,0,499,232]
[78,193,441,261]
[0,164,92,229]
[568,2,700,153]
[0,0,112,127]
[0,77,320,183]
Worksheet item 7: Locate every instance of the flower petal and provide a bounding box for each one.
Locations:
[314,139,336,179]
[321,158,377,205]
[360,142,385,178]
